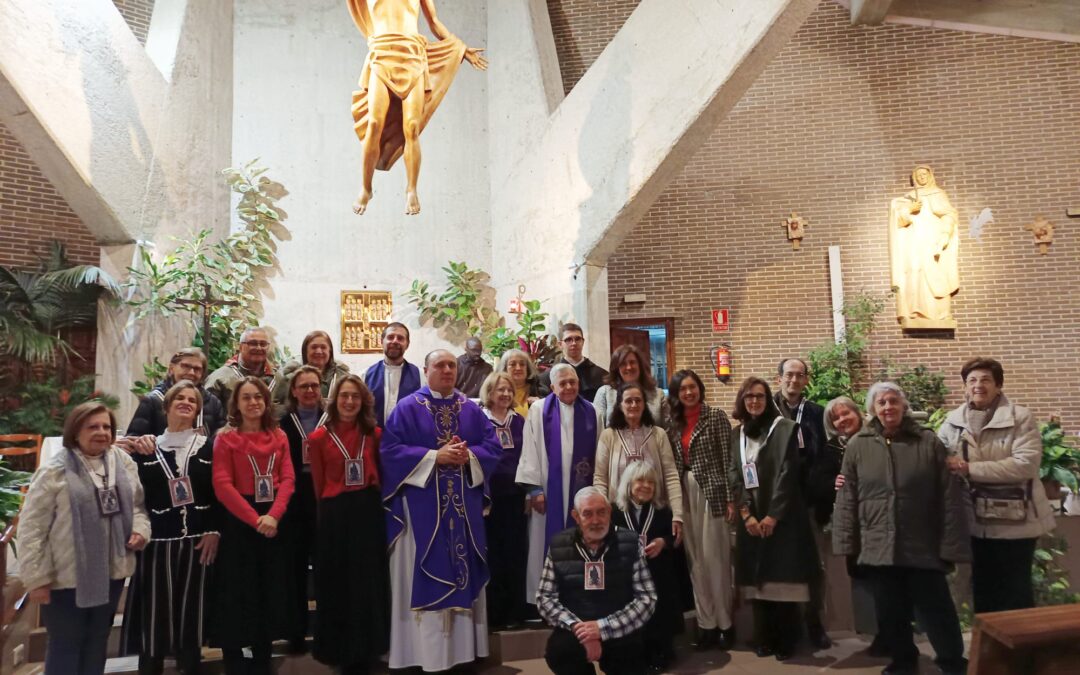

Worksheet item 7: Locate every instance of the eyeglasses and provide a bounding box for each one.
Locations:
[296,383,320,391]
[743,393,767,401]
[562,337,584,344]
[242,341,270,348]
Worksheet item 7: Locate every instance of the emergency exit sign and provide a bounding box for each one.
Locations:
[712,309,729,332]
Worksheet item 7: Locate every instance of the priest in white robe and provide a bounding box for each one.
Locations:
[516,364,602,604]
[381,349,502,672]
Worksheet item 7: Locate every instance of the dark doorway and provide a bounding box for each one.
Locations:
[609,318,675,392]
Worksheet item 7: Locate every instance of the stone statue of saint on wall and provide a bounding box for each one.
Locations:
[888,165,960,330]
[347,0,488,216]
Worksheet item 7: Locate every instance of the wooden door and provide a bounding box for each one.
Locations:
[610,327,652,366]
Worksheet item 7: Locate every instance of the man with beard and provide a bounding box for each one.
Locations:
[536,486,656,675]
[774,357,831,649]
[364,322,422,427]
[204,327,280,412]
[380,349,502,671]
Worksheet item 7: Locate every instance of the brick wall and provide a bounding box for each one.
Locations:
[592,2,1080,430]
[547,0,640,94]
[113,0,156,45]
[0,124,99,269]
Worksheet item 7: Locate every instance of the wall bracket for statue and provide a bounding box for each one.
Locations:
[888,165,959,330]
[347,0,488,216]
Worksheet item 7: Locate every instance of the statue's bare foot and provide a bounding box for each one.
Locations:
[353,189,373,215]
[405,190,420,215]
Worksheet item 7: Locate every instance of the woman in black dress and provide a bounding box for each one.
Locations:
[121,381,220,675]
[611,461,682,672]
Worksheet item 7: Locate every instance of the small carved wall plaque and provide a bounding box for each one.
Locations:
[341,290,393,353]
[783,212,806,250]
[1025,216,1054,255]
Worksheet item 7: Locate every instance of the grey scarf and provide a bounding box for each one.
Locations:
[63,448,134,607]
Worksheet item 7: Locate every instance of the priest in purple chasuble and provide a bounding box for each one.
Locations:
[516,363,602,605]
[381,349,503,672]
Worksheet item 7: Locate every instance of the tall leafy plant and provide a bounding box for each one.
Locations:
[804,292,885,405]
[1040,420,1080,493]
[0,458,32,530]
[125,161,288,372]
[0,241,119,366]
[0,375,119,436]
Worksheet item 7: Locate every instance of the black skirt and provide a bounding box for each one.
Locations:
[312,487,390,667]
[213,500,294,648]
[120,537,212,658]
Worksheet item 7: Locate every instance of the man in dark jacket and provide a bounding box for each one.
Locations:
[539,323,609,402]
[121,348,225,451]
[774,357,831,649]
[455,336,492,398]
[536,487,657,675]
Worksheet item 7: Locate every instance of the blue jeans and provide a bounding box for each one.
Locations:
[41,580,124,675]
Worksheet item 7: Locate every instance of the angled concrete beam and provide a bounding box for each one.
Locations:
[851,0,896,25]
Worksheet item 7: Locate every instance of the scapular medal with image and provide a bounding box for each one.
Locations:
[248,453,276,503]
[496,426,514,449]
[743,462,760,489]
[82,452,120,516]
[619,429,644,462]
[331,430,367,488]
[302,439,311,465]
[740,417,780,492]
[584,561,606,590]
[157,436,200,508]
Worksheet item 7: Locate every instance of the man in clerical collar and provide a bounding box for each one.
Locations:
[540,323,609,403]
[380,349,502,672]
[774,357,831,650]
[536,486,656,674]
[204,327,280,412]
[455,336,493,399]
[517,364,602,611]
[364,322,422,427]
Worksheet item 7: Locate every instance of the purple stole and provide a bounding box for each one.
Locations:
[542,394,598,548]
[380,388,503,611]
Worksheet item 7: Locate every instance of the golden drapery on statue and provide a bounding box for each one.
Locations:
[346,0,485,217]
[350,30,466,172]
[888,165,960,330]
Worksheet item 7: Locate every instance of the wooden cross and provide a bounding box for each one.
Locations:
[783,212,807,250]
[174,282,240,356]
[1025,216,1055,255]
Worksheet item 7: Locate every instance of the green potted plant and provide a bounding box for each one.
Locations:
[1039,419,1080,501]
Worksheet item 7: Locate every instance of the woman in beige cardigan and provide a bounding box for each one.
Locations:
[18,401,150,675]
[593,382,683,545]
[938,357,1055,613]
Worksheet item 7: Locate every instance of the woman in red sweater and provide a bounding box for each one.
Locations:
[307,374,389,674]
[212,377,296,675]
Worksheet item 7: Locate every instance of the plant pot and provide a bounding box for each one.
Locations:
[1043,478,1063,502]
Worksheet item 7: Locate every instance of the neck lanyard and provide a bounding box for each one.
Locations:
[74,449,113,489]
[155,435,200,480]
[740,416,782,467]
[290,411,328,439]
[328,429,367,462]
[623,503,653,533]
[617,427,649,460]
[247,450,276,477]
[487,409,514,427]
[794,400,805,425]
[575,539,609,563]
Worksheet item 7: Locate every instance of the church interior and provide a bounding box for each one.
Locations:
[2,0,1080,673]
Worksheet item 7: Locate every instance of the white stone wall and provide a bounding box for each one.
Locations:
[232,0,492,373]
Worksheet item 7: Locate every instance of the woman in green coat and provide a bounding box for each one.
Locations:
[832,382,970,675]
[729,377,818,661]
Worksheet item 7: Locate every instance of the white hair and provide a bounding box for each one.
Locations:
[241,326,269,342]
[573,486,608,512]
[866,382,910,415]
[614,461,665,511]
[549,362,578,384]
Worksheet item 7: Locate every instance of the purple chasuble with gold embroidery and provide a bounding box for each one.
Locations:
[381,387,503,611]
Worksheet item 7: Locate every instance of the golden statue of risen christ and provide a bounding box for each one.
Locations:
[348,0,488,216]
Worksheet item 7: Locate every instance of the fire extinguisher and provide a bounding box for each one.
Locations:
[710,344,732,383]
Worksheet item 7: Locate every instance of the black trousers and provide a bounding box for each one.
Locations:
[866,566,967,673]
[485,490,529,627]
[751,600,801,653]
[972,536,1037,614]
[545,627,645,675]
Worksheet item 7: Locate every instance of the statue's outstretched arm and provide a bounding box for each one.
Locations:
[420,0,453,41]
[346,0,371,37]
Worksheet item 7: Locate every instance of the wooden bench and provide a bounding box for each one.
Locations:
[970,604,1080,674]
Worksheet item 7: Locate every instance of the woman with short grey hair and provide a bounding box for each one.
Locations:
[498,348,548,416]
[832,382,969,675]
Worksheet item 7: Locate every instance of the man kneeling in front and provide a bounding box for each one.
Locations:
[536,486,657,674]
